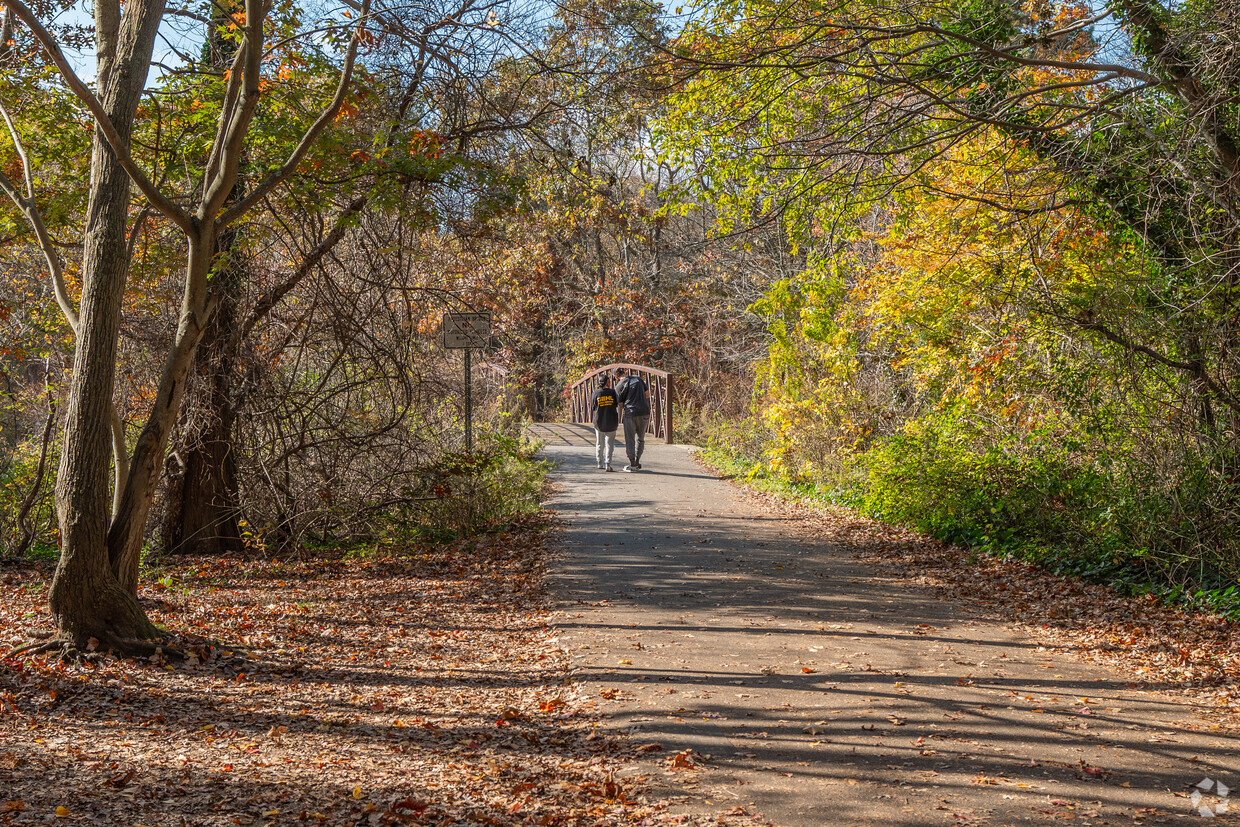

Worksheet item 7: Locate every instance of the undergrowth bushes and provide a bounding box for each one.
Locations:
[860,423,1106,553]
[405,431,548,541]
[236,427,548,555]
[4,426,546,559]
[704,414,1240,616]
[0,437,57,557]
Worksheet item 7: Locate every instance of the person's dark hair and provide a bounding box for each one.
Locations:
[598,373,610,386]
[613,367,626,377]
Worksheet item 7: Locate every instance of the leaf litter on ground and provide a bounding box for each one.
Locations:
[0,514,769,826]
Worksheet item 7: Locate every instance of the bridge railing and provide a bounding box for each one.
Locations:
[570,363,674,444]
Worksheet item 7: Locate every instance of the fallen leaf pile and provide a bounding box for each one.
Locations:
[0,514,766,825]
[729,487,1240,719]
[895,542,1240,714]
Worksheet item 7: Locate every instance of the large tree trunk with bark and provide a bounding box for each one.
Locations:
[161,263,245,557]
[48,0,167,644]
[157,0,246,558]
[167,421,244,555]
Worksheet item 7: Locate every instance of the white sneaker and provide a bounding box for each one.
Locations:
[597,463,603,469]
[624,465,633,472]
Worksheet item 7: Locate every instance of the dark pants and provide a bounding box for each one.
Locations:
[623,415,650,465]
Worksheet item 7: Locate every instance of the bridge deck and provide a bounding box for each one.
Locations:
[526,422,596,447]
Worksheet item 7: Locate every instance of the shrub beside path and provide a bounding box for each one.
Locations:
[533,422,1240,826]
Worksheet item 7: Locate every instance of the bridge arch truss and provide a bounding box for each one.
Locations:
[570,363,674,444]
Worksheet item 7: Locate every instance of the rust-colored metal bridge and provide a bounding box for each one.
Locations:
[569,363,674,444]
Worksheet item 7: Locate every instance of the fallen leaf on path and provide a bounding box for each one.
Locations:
[667,749,697,770]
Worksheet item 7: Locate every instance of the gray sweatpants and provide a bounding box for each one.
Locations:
[595,429,617,467]
[622,415,650,465]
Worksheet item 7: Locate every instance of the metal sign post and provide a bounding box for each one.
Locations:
[442,312,491,453]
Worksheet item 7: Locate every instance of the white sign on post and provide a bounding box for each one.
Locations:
[442,311,490,454]
[443,312,491,349]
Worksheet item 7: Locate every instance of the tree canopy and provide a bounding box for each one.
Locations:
[3,0,1240,646]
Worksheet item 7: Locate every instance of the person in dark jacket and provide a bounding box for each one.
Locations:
[614,367,650,472]
[590,373,620,471]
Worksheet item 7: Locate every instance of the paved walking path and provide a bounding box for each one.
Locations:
[533,422,1240,825]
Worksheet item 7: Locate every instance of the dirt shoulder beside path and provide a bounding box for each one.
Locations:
[535,422,1240,826]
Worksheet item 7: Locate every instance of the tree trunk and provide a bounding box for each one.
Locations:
[49,0,166,643]
[108,234,214,593]
[160,264,244,556]
[176,426,243,554]
[159,14,247,558]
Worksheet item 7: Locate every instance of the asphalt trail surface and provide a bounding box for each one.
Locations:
[533,422,1240,825]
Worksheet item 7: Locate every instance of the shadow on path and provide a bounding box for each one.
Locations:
[533,424,1240,826]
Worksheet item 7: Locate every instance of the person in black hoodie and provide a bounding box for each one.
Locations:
[614,367,650,472]
[590,373,620,471]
